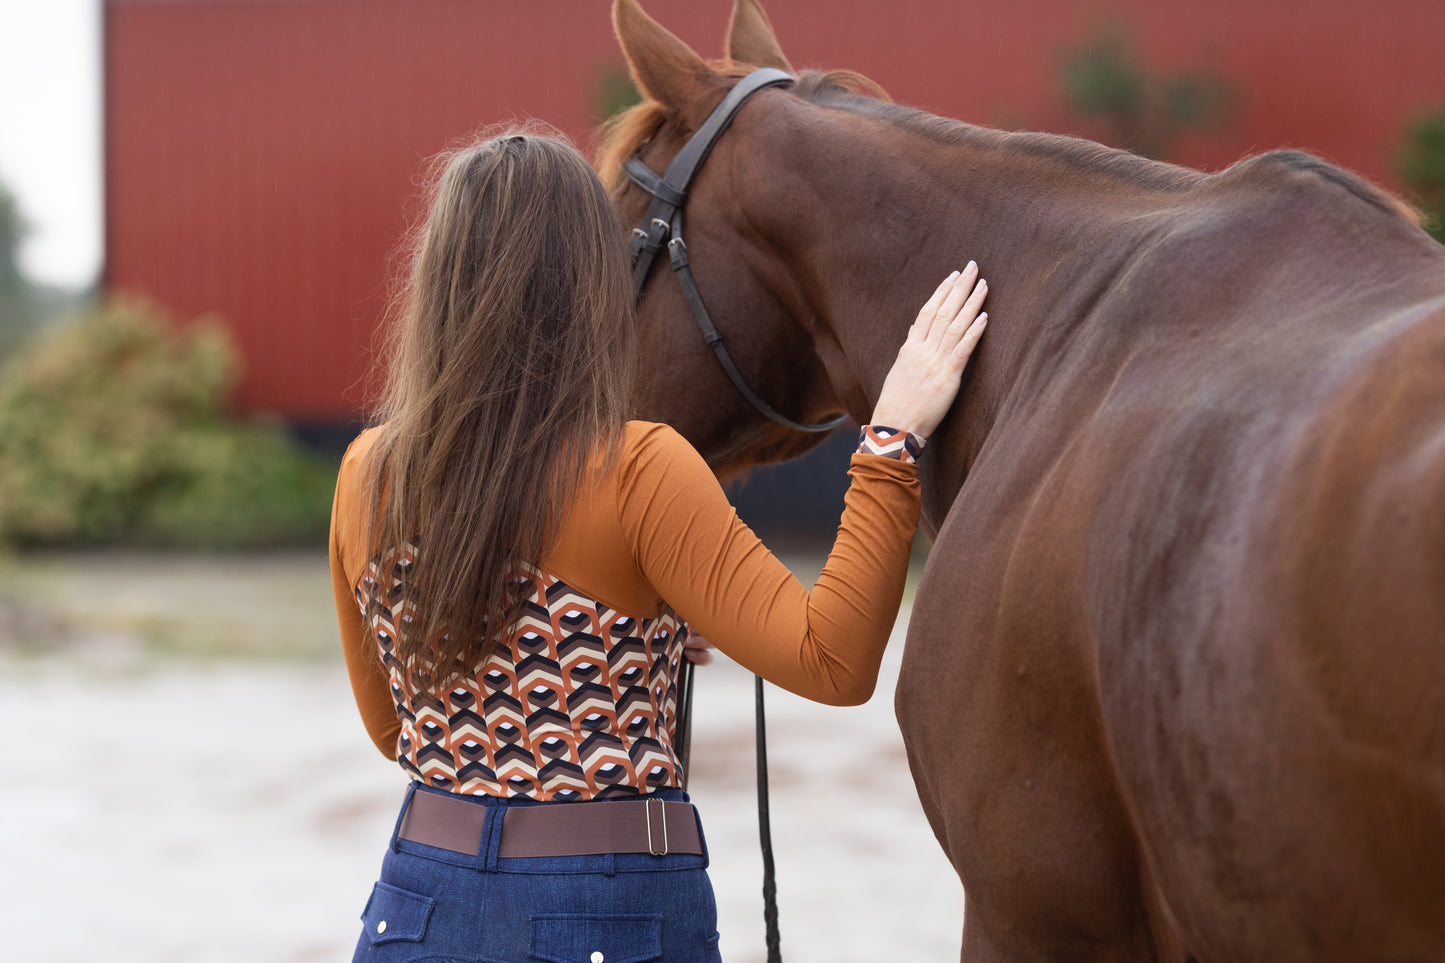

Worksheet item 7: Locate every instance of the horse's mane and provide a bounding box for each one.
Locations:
[595,99,668,191]
[791,71,1213,195]
[596,66,1421,224]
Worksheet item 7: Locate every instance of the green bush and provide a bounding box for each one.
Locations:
[593,64,642,123]
[0,181,39,360]
[1059,25,1236,161]
[0,299,338,548]
[1397,109,1445,243]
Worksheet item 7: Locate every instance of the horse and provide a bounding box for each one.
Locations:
[601,1,1445,959]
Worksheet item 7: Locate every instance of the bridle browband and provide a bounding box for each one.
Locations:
[623,67,846,435]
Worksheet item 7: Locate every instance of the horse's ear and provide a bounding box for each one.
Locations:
[725,0,794,73]
[614,0,717,114]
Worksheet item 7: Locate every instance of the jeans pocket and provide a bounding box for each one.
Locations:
[360,881,436,946]
[528,914,663,963]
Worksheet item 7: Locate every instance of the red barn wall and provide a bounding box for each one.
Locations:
[104,0,1444,424]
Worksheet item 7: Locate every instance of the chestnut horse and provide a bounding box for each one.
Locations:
[604,1,1445,959]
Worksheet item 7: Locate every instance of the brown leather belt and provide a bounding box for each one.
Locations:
[398,790,704,858]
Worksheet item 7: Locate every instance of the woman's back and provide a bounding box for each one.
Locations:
[332,419,924,800]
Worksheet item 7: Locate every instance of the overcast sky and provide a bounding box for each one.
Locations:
[0,0,102,289]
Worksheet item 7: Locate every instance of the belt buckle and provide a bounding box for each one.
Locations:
[645,797,668,856]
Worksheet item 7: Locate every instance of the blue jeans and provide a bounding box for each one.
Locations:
[352,783,723,962]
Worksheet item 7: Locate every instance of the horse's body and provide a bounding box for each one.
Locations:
[608,2,1445,959]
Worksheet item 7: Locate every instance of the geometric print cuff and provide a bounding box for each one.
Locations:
[856,424,925,464]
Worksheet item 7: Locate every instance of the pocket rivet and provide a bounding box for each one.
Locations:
[591,953,604,963]
[377,921,387,934]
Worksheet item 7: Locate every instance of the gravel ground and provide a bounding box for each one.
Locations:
[0,553,962,962]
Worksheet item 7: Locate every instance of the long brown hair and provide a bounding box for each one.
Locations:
[364,129,637,686]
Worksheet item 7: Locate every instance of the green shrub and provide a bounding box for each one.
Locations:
[1397,109,1445,243]
[0,299,338,548]
[0,181,39,360]
[593,64,642,123]
[1059,25,1236,161]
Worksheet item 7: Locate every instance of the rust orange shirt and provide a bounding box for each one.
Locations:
[330,420,921,799]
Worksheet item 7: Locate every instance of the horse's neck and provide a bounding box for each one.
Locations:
[749,121,1176,523]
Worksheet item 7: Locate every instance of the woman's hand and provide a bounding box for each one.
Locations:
[870,263,989,441]
[682,630,715,666]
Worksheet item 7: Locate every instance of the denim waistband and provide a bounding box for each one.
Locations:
[388,782,706,876]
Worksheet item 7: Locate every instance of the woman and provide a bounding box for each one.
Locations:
[329,130,988,962]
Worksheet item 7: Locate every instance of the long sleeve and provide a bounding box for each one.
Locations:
[329,433,403,758]
[618,423,920,706]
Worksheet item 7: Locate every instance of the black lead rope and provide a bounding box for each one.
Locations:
[675,653,696,777]
[673,656,782,962]
[755,675,782,963]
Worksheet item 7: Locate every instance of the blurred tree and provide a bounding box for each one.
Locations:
[1060,25,1236,161]
[0,180,36,357]
[594,65,642,123]
[1397,108,1445,243]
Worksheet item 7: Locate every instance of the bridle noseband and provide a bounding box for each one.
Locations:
[623,67,846,435]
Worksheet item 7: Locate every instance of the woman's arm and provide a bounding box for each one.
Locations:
[329,436,404,758]
[621,425,923,704]
[622,269,988,704]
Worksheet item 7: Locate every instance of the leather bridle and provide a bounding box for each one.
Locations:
[622,67,846,435]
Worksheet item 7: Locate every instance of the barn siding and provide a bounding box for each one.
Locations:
[104,0,1443,422]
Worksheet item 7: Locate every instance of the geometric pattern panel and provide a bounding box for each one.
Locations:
[356,542,688,801]
[856,425,924,465]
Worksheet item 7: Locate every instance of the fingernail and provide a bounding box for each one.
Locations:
[946,270,960,281]
[966,260,977,273]
[979,312,988,323]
